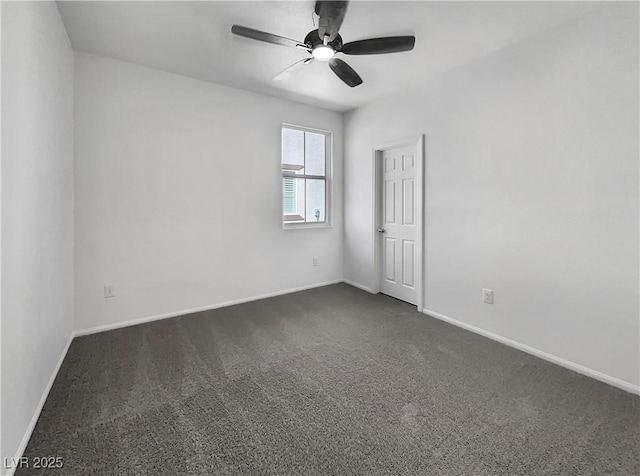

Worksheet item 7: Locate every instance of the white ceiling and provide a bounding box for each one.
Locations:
[57,1,604,112]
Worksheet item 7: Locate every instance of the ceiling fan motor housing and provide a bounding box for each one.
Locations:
[304,29,343,52]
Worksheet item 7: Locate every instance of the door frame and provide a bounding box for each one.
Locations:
[371,134,425,312]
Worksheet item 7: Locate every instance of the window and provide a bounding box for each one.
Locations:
[281,125,330,226]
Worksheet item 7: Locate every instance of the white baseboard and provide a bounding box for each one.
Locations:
[5,333,74,476]
[343,279,376,294]
[423,308,640,396]
[74,279,344,337]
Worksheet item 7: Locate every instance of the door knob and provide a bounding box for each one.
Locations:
[377,228,386,233]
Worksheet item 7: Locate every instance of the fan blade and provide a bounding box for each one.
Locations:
[315,1,349,43]
[272,58,314,82]
[328,58,362,88]
[231,25,305,49]
[341,36,415,55]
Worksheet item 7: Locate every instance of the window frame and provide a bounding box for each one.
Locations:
[281,123,332,229]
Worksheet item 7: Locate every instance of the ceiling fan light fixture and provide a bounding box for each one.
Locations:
[312,45,335,61]
[231,2,416,88]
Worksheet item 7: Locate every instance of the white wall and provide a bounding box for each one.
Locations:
[344,3,639,388]
[74,53,343,332]
[1,1,74,471]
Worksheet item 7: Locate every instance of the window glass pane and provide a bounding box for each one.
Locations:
[305,179,325,223]
[305,131,325,176]
[282,128,304,174]
[282,177,305,223]
[282,177,296,214]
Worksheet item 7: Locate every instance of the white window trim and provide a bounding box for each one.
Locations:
[281,123,333,230]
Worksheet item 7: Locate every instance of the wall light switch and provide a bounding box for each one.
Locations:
[104,284,115,298]
[483,288,493,304]
[313,257,319,266]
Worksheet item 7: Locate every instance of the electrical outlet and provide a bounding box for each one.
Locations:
[313,256,319,266]
[104,284,115,298]
[483,288,493,304]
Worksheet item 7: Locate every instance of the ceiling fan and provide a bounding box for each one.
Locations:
[231,1,415,87]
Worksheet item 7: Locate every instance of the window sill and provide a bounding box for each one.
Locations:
[282,221,332,230]
[283,214,305,222]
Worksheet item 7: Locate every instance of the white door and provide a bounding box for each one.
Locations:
[379,144,418,304]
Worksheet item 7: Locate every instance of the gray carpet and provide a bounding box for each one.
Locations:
[19,284,639,475]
